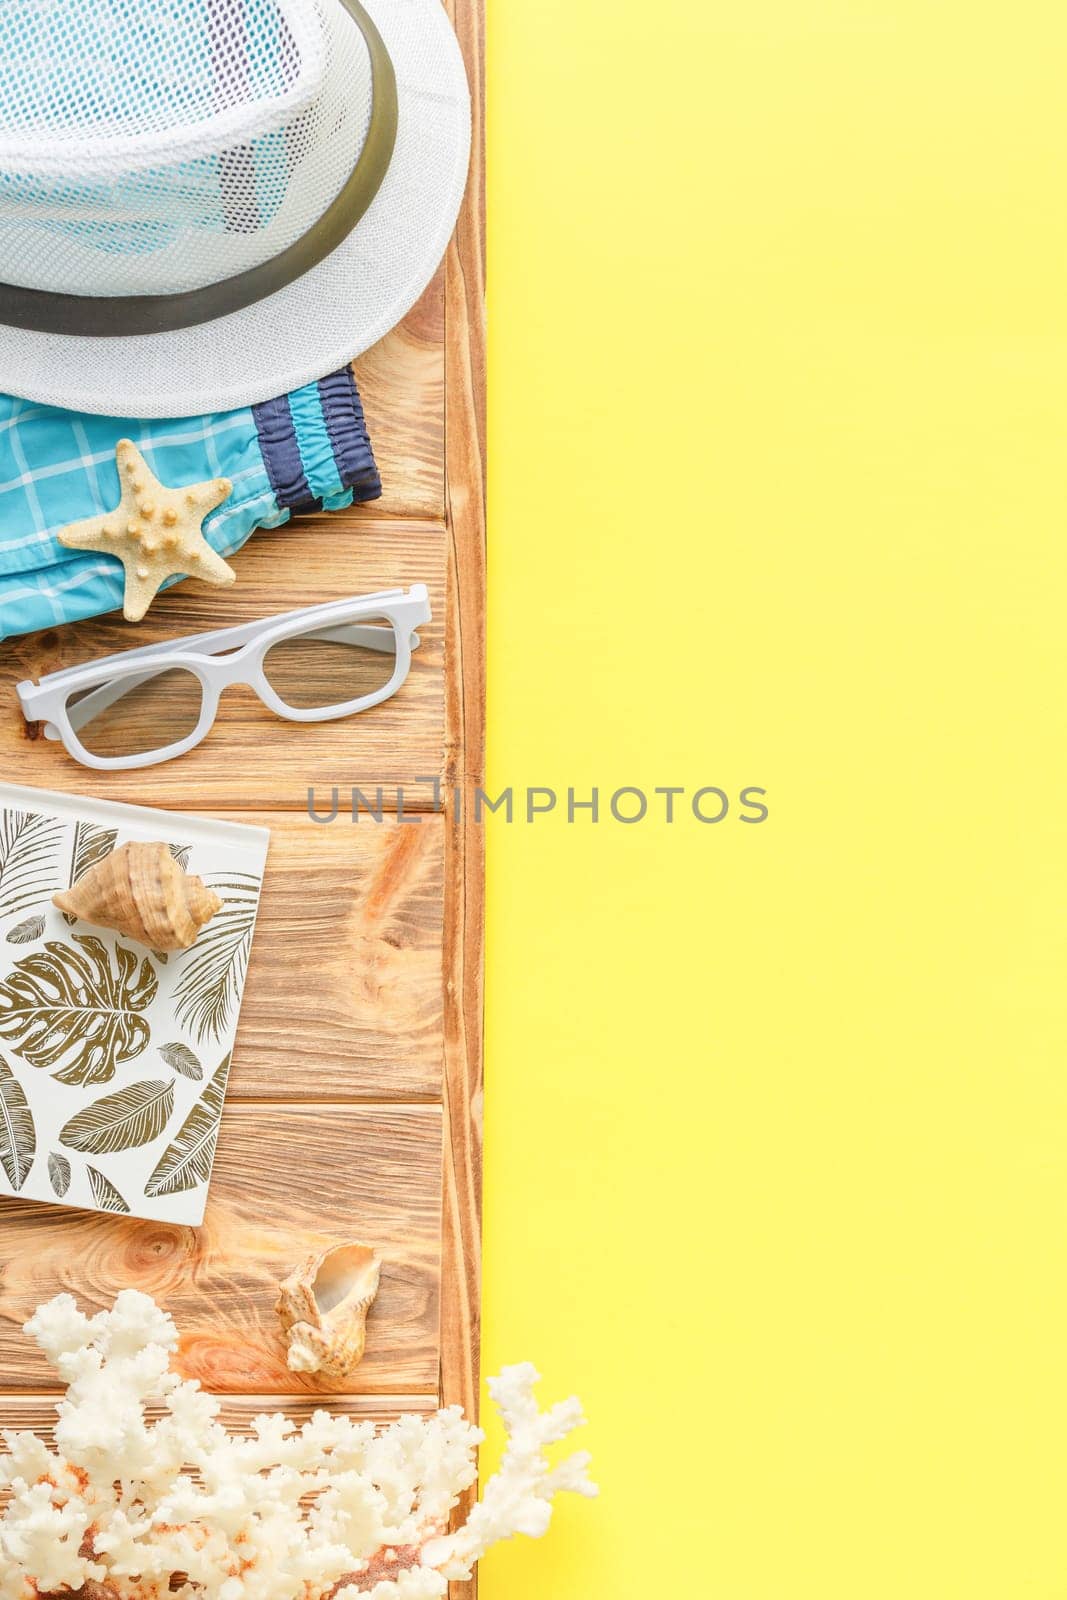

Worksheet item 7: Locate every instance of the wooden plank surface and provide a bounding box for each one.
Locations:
[230,813,444,1101]
[0,1106,442,1394]
[360,275,446,521]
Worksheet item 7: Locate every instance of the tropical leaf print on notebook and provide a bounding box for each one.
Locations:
[87,1164,130,1214]
[159,1041,203,1080]
[0,808,62,921]
[0,1054,35,1192]
[60,822,118,925]
[0,935,158,1086]
[60,1079,174,1156]
[172,875,259,1044]
[48,1151,71,1198]
[145,1055,230,1198]
[6,914,45,946]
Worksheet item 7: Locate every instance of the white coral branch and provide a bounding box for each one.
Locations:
[0,1293,595,1600]
[422,1364,597,1581]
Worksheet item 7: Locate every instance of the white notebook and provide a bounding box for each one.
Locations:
[0,782,268,1225]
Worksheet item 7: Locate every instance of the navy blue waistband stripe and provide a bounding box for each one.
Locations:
[318,366,382,504]
[250,392,320,515]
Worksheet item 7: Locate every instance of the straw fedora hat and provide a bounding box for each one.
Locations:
[0,0,470,418]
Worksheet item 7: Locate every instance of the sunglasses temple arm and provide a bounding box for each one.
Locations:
[62,625,410,729]
[63,618,410,687]
[26,600,426,711]
[308,624,418,652]
[62,669,168,734]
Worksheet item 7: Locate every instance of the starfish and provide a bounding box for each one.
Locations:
[58,439,236,622]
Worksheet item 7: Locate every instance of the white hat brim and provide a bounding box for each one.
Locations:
[0,0,471,419]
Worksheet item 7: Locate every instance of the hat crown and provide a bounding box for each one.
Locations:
[0,0,327,168]
[0,0,373,298]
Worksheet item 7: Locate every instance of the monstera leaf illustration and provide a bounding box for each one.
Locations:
[0,935,158,1086]
[145,1055,230,1198]
[173,875,259,1044]
[60,1079,174,1156]
[87,1165,129,1214]
[59,823,118,925]
[0,1054,35,1192]
[0,808,62,921]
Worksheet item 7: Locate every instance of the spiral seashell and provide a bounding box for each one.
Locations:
[277,1242,382,1379]
[53,841,222,952]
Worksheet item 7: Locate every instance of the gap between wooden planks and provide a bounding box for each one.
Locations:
[440,2,486,1596]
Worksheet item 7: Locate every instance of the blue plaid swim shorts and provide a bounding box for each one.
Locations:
[0,367,380,641]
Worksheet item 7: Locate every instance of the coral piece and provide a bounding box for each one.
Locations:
[58,439,234,622]
[278,1241,382,1378]
[53,841,221,952]
[0,1291,596,1600]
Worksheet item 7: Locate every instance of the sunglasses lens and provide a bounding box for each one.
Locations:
[262,620,400,712]
[66,667,204,760]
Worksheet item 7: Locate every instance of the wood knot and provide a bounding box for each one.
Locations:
[122,1222,188,1283]
[178,1333,282,1391]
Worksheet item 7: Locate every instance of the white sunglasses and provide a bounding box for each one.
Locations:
[17,585,431,772]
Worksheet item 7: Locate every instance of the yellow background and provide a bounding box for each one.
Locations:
[482,2,1066,1596]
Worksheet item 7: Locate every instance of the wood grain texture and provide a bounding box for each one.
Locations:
[0,1106,442,1394]
[356,273,445,520]
[1,518,446,810]
[229,812,444,1101]
[441,3,487,1596]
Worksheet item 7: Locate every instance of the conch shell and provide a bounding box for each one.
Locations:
[277,1242,382,1379]
[53,841,222,952]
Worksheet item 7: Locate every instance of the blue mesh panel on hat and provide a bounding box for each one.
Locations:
[0,0,370,295]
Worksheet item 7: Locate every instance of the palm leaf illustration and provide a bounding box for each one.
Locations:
[145,1054,231,1198]
[60,1079,174,1156]
[173,875,259,1044]
[0,808,62,921]
[0,1054,35,1191]
[60,823,118,925]
[6,914,45,946]
[87,1165,129,1214]
[48,1151,71,1198]
[168,844,191,872]
[159,1041,203,1080]
[0,935,158,1086]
